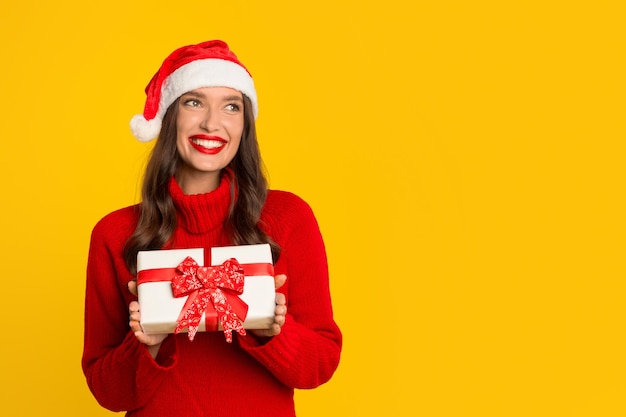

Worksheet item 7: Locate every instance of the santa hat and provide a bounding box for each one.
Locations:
[130,40,257,142]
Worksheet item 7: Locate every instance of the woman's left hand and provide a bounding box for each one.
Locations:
[250,274,287,338]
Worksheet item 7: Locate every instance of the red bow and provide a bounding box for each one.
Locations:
[172,257,248,342]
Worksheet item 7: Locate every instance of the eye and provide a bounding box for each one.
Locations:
[183,98,201,107]
[225,103,241,112]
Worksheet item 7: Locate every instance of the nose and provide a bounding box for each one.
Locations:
[199,109,219,131]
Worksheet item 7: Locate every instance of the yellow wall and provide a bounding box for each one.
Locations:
[1,1,625,416]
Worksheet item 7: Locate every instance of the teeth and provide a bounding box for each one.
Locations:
[192,139,224,149]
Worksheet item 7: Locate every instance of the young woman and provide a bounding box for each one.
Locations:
[82,40,342,417]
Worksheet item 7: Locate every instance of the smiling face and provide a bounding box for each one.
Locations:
[174,87,244,194]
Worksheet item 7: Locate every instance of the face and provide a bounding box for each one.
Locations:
[175,86,244,193]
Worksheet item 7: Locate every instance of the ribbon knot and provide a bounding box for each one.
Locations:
[171,257,248,342]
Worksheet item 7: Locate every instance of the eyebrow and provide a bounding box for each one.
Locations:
[182,91,243,102]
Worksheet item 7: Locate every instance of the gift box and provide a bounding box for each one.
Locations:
[137,243,276,342]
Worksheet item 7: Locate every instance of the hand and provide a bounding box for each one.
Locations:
[250,274,287,338]
[127,281,168,356]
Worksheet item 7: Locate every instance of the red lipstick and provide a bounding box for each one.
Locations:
[188,135,227,155]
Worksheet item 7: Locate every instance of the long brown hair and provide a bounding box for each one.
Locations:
[123,95,279,275]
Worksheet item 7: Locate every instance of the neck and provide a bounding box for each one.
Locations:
[175,168,221,195]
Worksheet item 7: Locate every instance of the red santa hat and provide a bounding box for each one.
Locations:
[130,40,258,142]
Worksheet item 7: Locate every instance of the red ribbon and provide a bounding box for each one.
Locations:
[172,257,249,342]
[137,258,274,343]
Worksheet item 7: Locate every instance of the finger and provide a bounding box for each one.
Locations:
[129,319,142,333]
[275,292,286,306]
[257,325,280,338]
[131,325,153,345]
[275,304,286,316]
[274,274,287,289]
[129,301,140,313]
[128,280,138,296]
[135,332,152,345]
[270,323,282,336]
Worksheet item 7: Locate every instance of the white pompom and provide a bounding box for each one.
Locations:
[130,114,162,142]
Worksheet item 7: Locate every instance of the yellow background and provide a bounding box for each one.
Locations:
[1,1,625,416]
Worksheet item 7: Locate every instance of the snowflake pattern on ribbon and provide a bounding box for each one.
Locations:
[171,257,247,343]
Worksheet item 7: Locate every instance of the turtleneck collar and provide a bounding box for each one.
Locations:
[169,172,234,234]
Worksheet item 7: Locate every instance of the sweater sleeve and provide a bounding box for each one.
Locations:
[81,210,178,412]
[238,192,342,389]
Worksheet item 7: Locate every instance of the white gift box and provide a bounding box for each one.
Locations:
[137,244,276,335]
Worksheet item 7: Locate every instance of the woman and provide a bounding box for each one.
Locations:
[82,40,342,417]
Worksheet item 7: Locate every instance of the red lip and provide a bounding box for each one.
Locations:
[188,135,227,155]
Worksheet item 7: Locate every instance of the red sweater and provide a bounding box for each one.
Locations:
[82,176,342,417]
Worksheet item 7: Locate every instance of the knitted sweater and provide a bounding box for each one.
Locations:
[82,175,342,417]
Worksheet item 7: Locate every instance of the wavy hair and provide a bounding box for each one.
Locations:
[123,95,279,275]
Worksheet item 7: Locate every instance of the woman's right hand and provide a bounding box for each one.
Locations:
[128,281,168,357]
